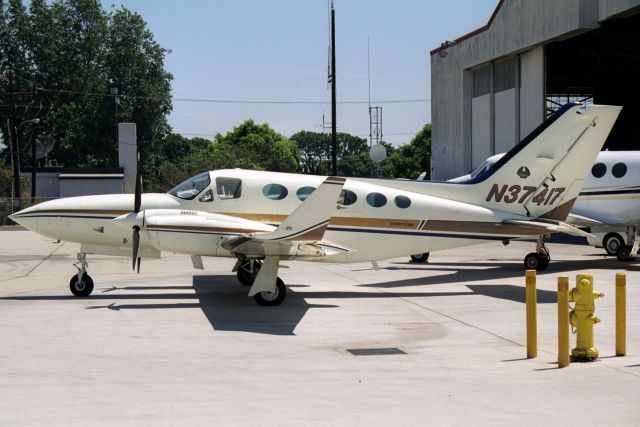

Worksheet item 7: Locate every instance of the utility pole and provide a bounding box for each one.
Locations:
[330,1,337,176]
[7,70,21,210]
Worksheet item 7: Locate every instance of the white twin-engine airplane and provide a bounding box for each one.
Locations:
[10,104,621,306]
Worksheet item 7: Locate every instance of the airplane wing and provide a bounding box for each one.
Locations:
[222,176,352,258]
[503,219,594,238]
[221,176,351,297]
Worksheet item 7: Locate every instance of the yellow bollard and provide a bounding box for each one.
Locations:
[526,270,537,359]
[569,273,603,361]
[616,273,626,356]
[558,276,570,368]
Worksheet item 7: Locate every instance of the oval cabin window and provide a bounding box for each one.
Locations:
[262,184,288,200]
[591,163,606,178]
[612,163,627,178]
[338,190,357,206]
[296,186,316,201]
[394,195,411,209]
[366,192,387,208]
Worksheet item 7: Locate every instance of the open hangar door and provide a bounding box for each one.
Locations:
[546,10,640,151]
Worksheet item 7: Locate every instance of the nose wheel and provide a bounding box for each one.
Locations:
[70,252,94,297]
[69,273,94,297]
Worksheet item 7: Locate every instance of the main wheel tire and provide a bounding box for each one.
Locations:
[616,245,635,262]
[538,255,550,271]
[524,252,541,270]
[410,253,430,263]
[253,278,286,306]
[603,233,624,256]
[237,259,261,286]
[69,273,94,297]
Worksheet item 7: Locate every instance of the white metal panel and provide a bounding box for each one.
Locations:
[495,88,517,153]
[519,47,545,139]
[471,94,492,168]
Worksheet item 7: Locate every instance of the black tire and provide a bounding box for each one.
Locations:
[538,255,550,271]
[603,233,624,256]
[69,273,94,297]
[237,259,261,286]
[253,277,286,306]
[410,253,430,263]
[524,252,541,270]
[616,245,635,262]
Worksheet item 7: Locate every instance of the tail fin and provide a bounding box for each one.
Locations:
[458,104,621,218]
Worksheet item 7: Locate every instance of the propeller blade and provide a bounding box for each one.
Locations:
[134,152,142,213]
[132,226,140,271]
[136,257,141,273]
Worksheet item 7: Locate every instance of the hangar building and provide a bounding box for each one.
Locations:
[430,0,640,180]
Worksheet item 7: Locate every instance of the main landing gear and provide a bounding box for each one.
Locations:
[70,253,94,297]
[235,257,287,306]
[236,259,262,286]
[616,226,639,262]
[410,253,430,263]
[523,235,551,271]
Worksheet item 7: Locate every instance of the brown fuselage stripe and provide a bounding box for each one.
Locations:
[147,225,266,234]
[540,198,576,221]
[15,209,130,216]
[328,217,421,229]
[424,220,542,236]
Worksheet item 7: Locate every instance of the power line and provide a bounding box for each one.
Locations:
[34,87,429,105]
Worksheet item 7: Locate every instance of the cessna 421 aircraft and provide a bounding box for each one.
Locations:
[10,104,621,306]
[450,150,640,264]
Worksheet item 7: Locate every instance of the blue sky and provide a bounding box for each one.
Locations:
[103,0,497,145]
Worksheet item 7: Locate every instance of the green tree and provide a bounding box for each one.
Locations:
[386,124,431,179]
[0,1,172,175]
[215,120,299,172]
[290,130,371,176]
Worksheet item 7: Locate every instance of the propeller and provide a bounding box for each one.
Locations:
[131,152,143,272]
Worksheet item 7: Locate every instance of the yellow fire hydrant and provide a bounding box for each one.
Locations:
[569,274,604,361]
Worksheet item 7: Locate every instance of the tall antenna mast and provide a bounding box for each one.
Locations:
[329,0,337,176]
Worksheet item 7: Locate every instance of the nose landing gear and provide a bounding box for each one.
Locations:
[69,253,94,297]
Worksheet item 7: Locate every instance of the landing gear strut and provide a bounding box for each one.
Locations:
[70,253,94,297]
[616,226,638,262]
[523,235,551,271]
[236,258,262,286]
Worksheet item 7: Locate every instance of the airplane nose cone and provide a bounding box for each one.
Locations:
[8,206,39,230]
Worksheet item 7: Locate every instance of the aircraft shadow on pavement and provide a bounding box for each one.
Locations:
[360,258,639,290]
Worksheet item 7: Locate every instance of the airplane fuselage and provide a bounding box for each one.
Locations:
[14,169,546,263]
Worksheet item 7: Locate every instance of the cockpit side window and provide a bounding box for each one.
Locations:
[168,172,211,200]
[216,177,242,199]
[199,189,214,202]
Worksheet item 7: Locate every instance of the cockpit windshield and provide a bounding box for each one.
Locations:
[168,172,211,200]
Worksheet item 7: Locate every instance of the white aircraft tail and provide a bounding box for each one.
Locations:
[473,104,621,218]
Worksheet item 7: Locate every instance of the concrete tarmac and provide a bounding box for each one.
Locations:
[1,229,639,426]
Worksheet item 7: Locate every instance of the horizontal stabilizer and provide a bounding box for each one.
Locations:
[503,219,594,238]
